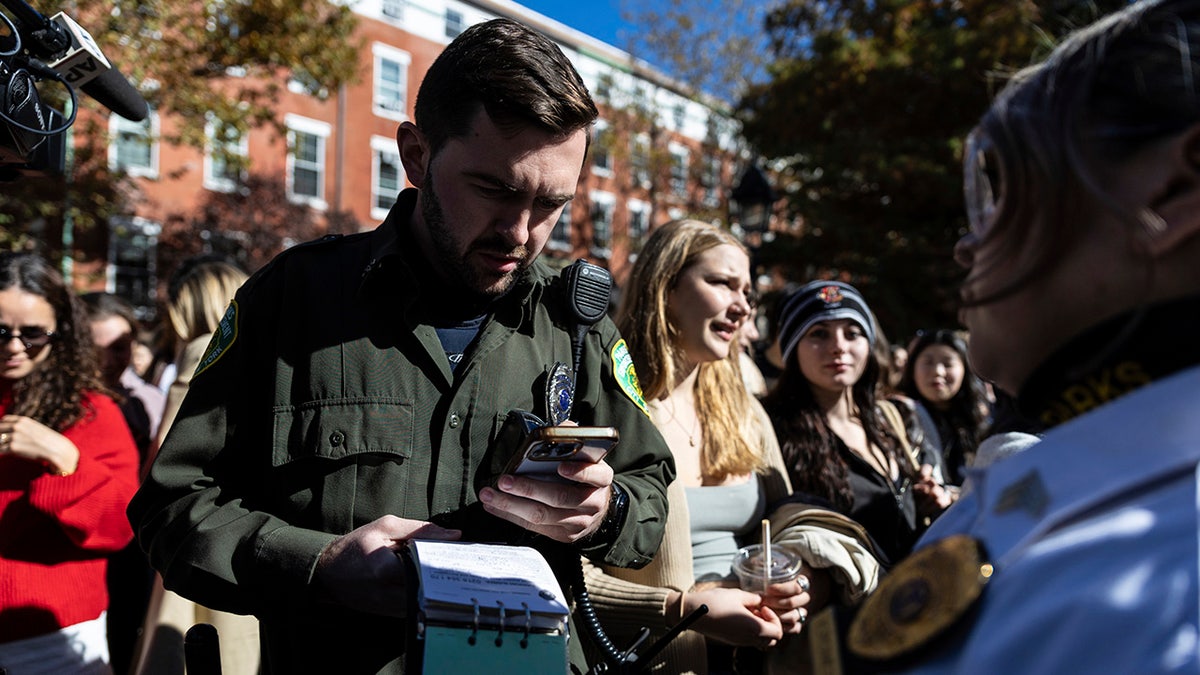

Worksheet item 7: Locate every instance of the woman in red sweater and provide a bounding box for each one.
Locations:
[0,252,140,674]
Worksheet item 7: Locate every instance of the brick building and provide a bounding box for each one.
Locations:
[88,0,744,314]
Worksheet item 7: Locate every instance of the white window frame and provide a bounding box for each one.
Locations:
[591,120,612,177]
[105,216,161,319]
[627,199,650,243]
[547,205,572,252]
[285,114,330,209]
[373,43,411,121]
[203,116,249,193]
[669,143,689,199]
[631,132,651,188]
[589,190,616,257]
[444,8,464,37]
[702,154,722,207]
[371,135,404,222]
[108,109,159,179]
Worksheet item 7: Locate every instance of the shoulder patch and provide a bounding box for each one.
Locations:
[610,339,649,417]
[194,301,239,378]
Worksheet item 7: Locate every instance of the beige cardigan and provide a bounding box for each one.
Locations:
[582,397,792,674]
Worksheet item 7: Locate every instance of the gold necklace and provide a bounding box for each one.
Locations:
[663,398,699,447]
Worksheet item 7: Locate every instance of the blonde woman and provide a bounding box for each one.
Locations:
[155,257,248,449]
[135,256,253,675]
[583,220,819,673]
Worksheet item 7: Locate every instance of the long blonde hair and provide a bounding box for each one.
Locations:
[617,219,763,481]
[165,259,248,343]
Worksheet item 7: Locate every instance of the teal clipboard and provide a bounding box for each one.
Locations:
[420,624,568,673]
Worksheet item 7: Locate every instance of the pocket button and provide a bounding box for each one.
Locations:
[449,413,461,429]
[329,431,345,447]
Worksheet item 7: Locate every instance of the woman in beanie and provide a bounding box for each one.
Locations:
[761,281,953,565]
[0,252,140,673]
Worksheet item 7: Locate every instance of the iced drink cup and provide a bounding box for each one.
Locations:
[733,544,803,594]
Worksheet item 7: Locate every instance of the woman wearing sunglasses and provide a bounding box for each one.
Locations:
[864,1,1200,671]
[0,252,140,674]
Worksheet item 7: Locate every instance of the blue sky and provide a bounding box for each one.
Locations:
[518,0,634,49]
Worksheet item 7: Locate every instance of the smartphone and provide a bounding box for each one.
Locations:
[501,425,619,481]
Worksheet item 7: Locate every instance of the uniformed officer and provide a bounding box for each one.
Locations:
[833,1,1200,672]
[128,18,674,674]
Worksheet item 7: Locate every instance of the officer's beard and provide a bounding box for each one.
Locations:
[421,170,530,303]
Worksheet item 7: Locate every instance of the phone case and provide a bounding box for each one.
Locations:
[502,426,619,480]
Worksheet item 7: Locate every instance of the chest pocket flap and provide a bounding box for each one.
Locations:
[272,399,414,467]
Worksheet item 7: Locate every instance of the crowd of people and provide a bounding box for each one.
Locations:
[2,1,1198,673]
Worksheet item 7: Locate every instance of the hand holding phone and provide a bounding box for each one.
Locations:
[502,425,619,482]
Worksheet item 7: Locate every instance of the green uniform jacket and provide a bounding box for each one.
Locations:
[128,190,675,673]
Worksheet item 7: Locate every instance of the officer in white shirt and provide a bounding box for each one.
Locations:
[835,1,1200,672]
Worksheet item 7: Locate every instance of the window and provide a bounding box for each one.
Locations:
[627,200,649,243]
[204,117,248,193]
[589,191,615,252]
[591,121,612,176]
[373,44,411,119]
[548,205,571,250]
[673,104,686,131]
[445,8,464,37]
[288,68,327,98]
[702,155,722,207]
[669,144,689,198]
[630,133,650,187]
[595,74,612,102]
[372,136,404,221]
[382,0,403,21]
[286,115,330,208]
[109,109,157,178]
[107,217,160,319]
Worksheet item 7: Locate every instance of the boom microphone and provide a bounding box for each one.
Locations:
[45,12,147,121]
[1,0,147,121]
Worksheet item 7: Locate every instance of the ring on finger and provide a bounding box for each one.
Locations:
[798,575,810,593]
[0,432,7,448]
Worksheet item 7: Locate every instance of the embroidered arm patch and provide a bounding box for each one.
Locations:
[610,339,649,417]
[194,300,239,378]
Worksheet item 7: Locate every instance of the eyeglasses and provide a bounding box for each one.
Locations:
[0,324,57,350]
[963,129,1002,241]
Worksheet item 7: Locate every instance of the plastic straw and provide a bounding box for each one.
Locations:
[761,518,771,596]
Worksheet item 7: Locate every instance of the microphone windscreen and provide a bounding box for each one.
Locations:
[81,68,148,121]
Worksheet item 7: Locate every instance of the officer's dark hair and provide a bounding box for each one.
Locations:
[414,18,598,157]
[963,0,1200,306]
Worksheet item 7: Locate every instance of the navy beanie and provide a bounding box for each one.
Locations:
[777,280,876,359]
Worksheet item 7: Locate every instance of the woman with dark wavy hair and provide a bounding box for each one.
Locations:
[761,281,952,566]
[898,329,990,486]
[0,252,139,674]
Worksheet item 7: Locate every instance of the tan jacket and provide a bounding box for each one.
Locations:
[583,397,792,674]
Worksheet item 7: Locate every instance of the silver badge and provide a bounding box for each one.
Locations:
[546,361,575,425]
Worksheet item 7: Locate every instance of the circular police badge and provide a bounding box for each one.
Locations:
[848,535,992,661]
[546,361,574,426]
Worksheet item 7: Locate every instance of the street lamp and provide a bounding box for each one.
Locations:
[730,161,778,281]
